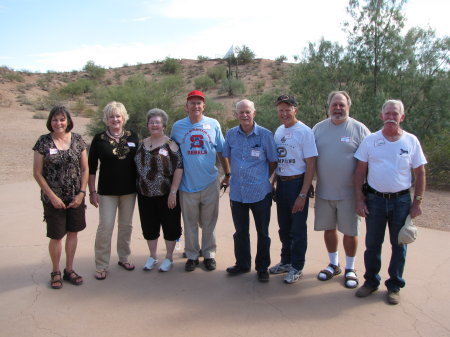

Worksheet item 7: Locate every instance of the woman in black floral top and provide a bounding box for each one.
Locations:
[135,108,183,272]
[33,105,88,289]
[88,101,139,280]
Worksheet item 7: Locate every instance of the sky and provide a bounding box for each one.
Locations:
[0,0,448,72]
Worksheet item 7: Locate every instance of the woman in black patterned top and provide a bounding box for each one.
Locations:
[135,108,183,272]
[33,105,88,289]
[88,101,139,280]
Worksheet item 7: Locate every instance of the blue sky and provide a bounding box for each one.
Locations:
[0,0,447,72]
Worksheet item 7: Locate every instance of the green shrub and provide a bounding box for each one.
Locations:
[422,133,450,187]
[275,55,287,63]
[83,61,106,80]
[236,45,255,64]
[90,73,184,137]
[161,57,182,74]
[219,77,245,96]
[207,65,226,83]
[197,55,210,62]
[33,90,66,111]
[60,79,96,98]
[194,75,215,92]
[2,71,24,82]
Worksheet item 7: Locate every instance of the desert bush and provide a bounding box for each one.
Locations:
[207,65,226,83]
[253,80,266,95]
[36,74,54,91]
[2,71,25,82]
[83,61,106,80]
[33,90,65,111]
[60,79,96,98]
[197,55,210,62]
[32,112,47,119]
[422,134,450,187]
[236,45,255,64]
[219,77,245,96]
[194,75,215,92]
[16,83,34,93]
[16,94,32,105]
[275,55,287,63]
[90,73,184,137]
[161,57,182,75]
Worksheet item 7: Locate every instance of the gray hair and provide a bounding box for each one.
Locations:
[327,91,352,107]
[102,101,129,124]
[236,99,255,112]
[382,100,404,115]
[146,108,168,127]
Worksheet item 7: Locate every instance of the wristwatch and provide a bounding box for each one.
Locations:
[414,195,423,201]
[298,193,307,199]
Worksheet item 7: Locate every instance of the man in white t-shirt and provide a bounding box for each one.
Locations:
[354,99,427,305]
[313,91,370,289]
[269,95,317,284]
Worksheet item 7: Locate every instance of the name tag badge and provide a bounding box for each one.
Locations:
[49,148,58,155]
[159,148,168,156]
[127,142,136,147]
[251,149,261,157]
[203,123,211,130]
[341,136,350,142]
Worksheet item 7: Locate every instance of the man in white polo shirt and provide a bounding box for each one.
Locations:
[354,99,427,305]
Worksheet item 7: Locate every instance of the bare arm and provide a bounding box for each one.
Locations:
[33,151,66,209]
[410,165,426,218]
[354,160,369,217]
[68,148,88,208]
[168,168,183,209]
[292,156,316,213]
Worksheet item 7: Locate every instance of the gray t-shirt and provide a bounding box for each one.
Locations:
[313,117,370,200]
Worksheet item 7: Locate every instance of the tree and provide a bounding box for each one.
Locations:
[344,0,406,95]
[83,61,106,80]
[236,45,255,64]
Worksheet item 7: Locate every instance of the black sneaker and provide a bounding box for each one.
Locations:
[185,259,199,272]
[257,270,270,283]
[226,265,251,274]
[203,258,216,271]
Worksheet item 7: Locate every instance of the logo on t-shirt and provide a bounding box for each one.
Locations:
[277,147,287,157]
[188,134,207,155]
[400,148,409,155]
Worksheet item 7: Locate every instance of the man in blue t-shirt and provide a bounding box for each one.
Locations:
[171,90,230,272]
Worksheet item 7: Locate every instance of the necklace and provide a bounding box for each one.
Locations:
[106,129,124,140]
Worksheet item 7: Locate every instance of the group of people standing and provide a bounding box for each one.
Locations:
[33,89,426,306]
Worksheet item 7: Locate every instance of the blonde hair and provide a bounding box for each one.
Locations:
[102,101,129,124]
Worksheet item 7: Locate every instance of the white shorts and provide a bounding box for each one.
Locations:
[314,197,360,236]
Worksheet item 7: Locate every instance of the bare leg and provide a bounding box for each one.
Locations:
[343,235,357,257]
[49,238,63,272]
[165,240,176,261]
[324,229,338,253]
[147,239,158,259]
[65,232,78,272]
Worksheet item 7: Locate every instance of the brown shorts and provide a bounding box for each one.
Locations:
[43,201,87,240]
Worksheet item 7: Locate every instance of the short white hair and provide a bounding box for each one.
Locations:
[382,100,404,115]
[236,99,255,112]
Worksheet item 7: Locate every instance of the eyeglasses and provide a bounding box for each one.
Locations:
[148,121,163,125]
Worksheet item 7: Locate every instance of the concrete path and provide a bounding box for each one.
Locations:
[1,180,449,337]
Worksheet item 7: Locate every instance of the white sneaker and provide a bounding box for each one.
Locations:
[159,258,173,272]
[284,267,302,284]
[143,257,158,271]
[269,262,292,274]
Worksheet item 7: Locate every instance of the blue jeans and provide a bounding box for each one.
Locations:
[276,177,309,271]
[230,193,272,271]
[363,192,410,292]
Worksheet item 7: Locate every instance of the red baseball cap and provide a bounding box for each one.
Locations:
[187,90,205,101]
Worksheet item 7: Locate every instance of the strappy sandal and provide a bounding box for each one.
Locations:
[63,269,83,285]
[317,263,341,281]
[95,270,107,280]
[50,271,63,289]
[118,261,135,271]
[344,269,359,289]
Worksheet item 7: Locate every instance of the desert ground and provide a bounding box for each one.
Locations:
[1,71,450,337]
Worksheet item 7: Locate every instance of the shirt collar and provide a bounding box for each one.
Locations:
[238,122,259,136]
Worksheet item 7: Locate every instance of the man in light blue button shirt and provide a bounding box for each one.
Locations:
[222,99,278,282]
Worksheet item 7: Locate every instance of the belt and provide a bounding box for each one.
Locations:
[278,174,304,182]
[367,185,409,199]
